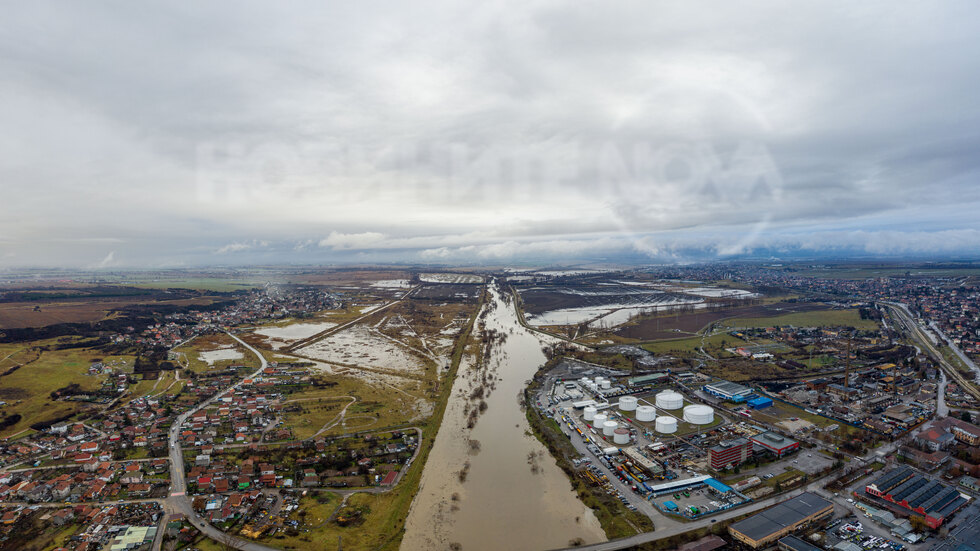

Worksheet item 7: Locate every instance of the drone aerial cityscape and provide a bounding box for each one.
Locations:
[2,2,980,551]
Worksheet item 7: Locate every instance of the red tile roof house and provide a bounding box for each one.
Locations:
[128,483,151,496]
[50,508,74,525]
[915,428,956,451]
[214,478,230,493]
[120,471,143,485]
[52,481,72,500]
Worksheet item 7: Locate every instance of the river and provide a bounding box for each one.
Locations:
[402,282,606,550]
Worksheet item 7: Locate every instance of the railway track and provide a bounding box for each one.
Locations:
[883,302,980,402]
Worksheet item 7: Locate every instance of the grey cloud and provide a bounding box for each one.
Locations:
[1,1,979,267]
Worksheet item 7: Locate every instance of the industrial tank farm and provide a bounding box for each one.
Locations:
[635,405,656,422]
[655,390,684,410]
[619,396,638,411]
[683,404,715,425]
[655,416,678,434]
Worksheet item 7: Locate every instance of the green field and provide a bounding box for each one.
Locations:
[640,332,733,355]
[721,308,879,331]
[0,340,136,437]
[124,278,261,292]
[173,333,261,374]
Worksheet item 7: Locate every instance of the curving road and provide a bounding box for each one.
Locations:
[164,331,281,551]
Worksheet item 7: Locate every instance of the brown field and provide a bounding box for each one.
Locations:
[614,302,825,341]
[0,296,222,329]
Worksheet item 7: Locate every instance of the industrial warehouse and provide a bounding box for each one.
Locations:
[532,362,772,517]
[728,492,834,548]
[703,380,754,402]
[864,467,970,528]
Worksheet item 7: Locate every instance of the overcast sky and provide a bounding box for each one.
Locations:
[2,1,979,268]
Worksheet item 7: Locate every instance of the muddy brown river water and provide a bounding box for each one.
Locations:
[402,282,605,550]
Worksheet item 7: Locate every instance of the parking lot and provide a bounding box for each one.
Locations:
[826,516,910,551]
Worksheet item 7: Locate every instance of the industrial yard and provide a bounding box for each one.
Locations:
[528,358,846,530]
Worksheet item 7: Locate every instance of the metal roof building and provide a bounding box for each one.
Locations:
[778,535,824,551]
[728,492,833,548]
[704,478,733,493]
[865,467,968,528]
[703,380,753,401]
[750,431,800,457]
[628,373,669,386]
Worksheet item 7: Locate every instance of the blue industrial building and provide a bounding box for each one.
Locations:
[748,396,773,409]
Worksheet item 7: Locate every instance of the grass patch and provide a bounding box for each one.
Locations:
[722,308,879,331]
[640,332,733,355]
[125,278,261,292]
[0,339,136,437]
[173,333,260,374]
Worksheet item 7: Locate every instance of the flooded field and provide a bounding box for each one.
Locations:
[528,297,703,327]
[420,273,485,284]
[198,346,244,366]
[402,282,605,551]
[295,324,427,374]
[252,321,338,349]
[370,279,412,288]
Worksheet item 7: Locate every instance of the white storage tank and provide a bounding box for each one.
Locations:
[683,404,715,425]
[592,413,608,427]
[636,405,657,422]
[655,416,678,434]
[619,396,638,411]
[655,390,684,410]
[583,406,597,421]
[602,420,618,436]
[600,379,612,390]
[613,428,630,445]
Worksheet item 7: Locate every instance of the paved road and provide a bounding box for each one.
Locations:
[884,302,980,401]
[545,392,906,551]
[550,481,828,551]
[929,320,980,383]
[164,331,281,551]
[937,369,949,417]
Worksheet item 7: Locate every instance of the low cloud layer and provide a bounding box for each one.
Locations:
[2,2,979,267]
